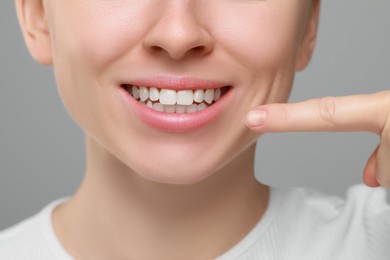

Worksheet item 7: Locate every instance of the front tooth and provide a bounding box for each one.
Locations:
[175,105,186,113]
[198,103,208,111]
[193,89,204,103]
[139,86,149,102]
[214,88,221,101]
[146,100,153,109]
[131,86,140,100]
[186,104,198,113]
[159,89,177,105]
[164,105,175,113]
[176,90,194,105]
[153,103,164,112]
[204,89,214,104]
[149,87,159,101]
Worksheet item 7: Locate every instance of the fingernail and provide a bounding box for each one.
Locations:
[246,110,267,127]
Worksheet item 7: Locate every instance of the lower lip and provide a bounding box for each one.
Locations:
[118,87,233,133]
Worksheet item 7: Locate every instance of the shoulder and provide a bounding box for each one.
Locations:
[279,184,390,259]
[0,214,42,256]
[0,198,70,260]
[217,185,390,260]
[292,184,390,225]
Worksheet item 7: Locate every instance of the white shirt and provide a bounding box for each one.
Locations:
[1,184,389,260]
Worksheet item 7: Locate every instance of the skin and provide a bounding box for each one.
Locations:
[246,92,390,188]
[16,0,389,259]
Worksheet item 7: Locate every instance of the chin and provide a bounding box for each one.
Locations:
[142,173,211,185]
[133,159,218,185]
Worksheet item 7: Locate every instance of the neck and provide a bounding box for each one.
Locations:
[53,137,269,259]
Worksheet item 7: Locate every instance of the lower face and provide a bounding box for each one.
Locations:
[45,0,310,184]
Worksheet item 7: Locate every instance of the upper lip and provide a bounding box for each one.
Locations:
[123,75,231,90]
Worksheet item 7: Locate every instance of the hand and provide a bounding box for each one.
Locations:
[246,91,390,189]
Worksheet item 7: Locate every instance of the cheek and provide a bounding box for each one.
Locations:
[52,2,150,74]
[48,2,151,127]
[208,4,304,70]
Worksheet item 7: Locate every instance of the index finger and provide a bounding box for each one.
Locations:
[246,91,390,134]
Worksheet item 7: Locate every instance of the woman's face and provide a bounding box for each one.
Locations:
[40,0,316,184]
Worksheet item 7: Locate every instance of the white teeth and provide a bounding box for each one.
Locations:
[153,103,164,112]
[198,103,207,111]
[176,90,194,105]
[186,104,198,113]
[146,100,153,109]
[132,86,140,100]
[175,105,186,113]
[193,89,204,103]
[149,87,159,102]
[127,85,227,113]
[139,86,149,102]
[204,89,214,104]
[159,89,177,105]
[164,105,176,113]
[214,88,221,101]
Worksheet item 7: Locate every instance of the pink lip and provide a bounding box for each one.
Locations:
[126,76,228,90]
[117,77,234,133]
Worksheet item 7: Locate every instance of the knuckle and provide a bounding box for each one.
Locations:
[376,173,390,188]
[380,91,390,137]
[378,90,390,114]
[378,90,390,117]
[318,97,338,125]
[379,90,390,104]
[384,90,390,119]
[385,130,390,147]
[368,91,390,135]
[280,103,290,123]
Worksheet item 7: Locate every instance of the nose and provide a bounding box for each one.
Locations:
[142,3,214,60]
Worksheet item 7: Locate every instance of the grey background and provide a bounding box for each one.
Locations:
[1,1,389,230]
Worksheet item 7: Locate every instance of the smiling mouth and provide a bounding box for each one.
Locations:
[121,84,231,114]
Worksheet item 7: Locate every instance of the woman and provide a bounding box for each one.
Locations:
[0,0,389,259]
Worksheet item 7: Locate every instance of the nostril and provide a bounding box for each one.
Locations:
[142,22,214,60]
[193,46,205,52]
[146,44,210,60]
[191,45,210,55]
[147,45,166,55]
